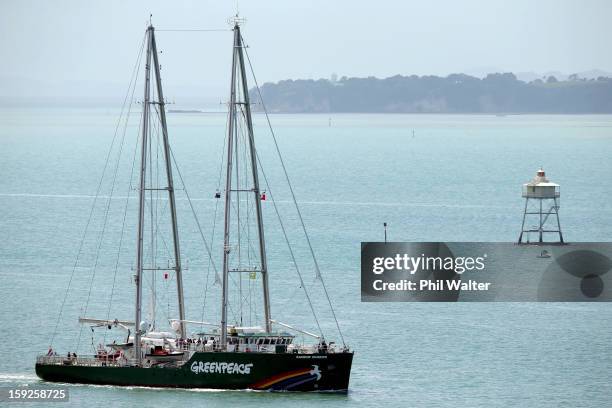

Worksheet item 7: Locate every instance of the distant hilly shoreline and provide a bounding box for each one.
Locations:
[250,73,612,114]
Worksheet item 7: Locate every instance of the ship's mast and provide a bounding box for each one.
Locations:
[220,20,272,350]
[151,27,186,339]
[236,25,272,334]
[134,25,152,366]
[135,25,186,365]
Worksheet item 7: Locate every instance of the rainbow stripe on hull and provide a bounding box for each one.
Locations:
[251,365,322,390]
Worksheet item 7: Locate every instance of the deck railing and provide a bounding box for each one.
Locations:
[36,344,346,367]
[37,355,122,367]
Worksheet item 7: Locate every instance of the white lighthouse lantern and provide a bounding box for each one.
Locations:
[522,168,560,199]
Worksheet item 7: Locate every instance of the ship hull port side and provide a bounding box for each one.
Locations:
[36,351,353,392]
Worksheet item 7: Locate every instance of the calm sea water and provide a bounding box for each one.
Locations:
[1,109,612,407]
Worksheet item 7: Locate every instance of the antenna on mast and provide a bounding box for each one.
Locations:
[227,13,247,27]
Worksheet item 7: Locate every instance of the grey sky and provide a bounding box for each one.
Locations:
[1,0,611,104]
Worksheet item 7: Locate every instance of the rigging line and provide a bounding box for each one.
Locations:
[227,198,259,265]
[233,106,254,263]
[50,33,146,348]
[167,274,171,321]
[151,105,173,261]
[152,104,159,263]
[139,193,171,262]
[149,106,181,262]
[147,267,174,329]
[243,40,345,346]
[235,108,258,276]
[282,279,308,313]
[104,119,142,331]
[199,107,230,328]
[148,98,155,328]
[150,103,164,328]
[255,152,324,339]
[248,274,252,326]
[236,268,258,322]
[76,67,136,352]
[104,49,146,337]
[144,220,169,324]
[225,139,260,257]
[155,106,162,328]
[223,270,240,324]
[237,103,256,266]
[229,272,243,325]
[167,145,220,280]
[145,266,170,329]
[234,94,243,325]
[156,29,231,32]
[241,119,253,269]
[150,197,172,259]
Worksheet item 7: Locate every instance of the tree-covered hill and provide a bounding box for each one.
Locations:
[251,73,612,113]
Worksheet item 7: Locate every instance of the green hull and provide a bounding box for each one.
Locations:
[36,351,353,392]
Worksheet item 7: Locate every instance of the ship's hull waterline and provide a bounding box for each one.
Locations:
[36,351,353,392]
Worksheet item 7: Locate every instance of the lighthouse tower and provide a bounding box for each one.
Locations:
[518,168,564,244]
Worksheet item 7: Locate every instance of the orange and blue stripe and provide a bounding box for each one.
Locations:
[250,367,318,391]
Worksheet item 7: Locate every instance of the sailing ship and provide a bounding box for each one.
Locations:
[35,18,353,392]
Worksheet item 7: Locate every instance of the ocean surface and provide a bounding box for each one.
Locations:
[1,109,612,407]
